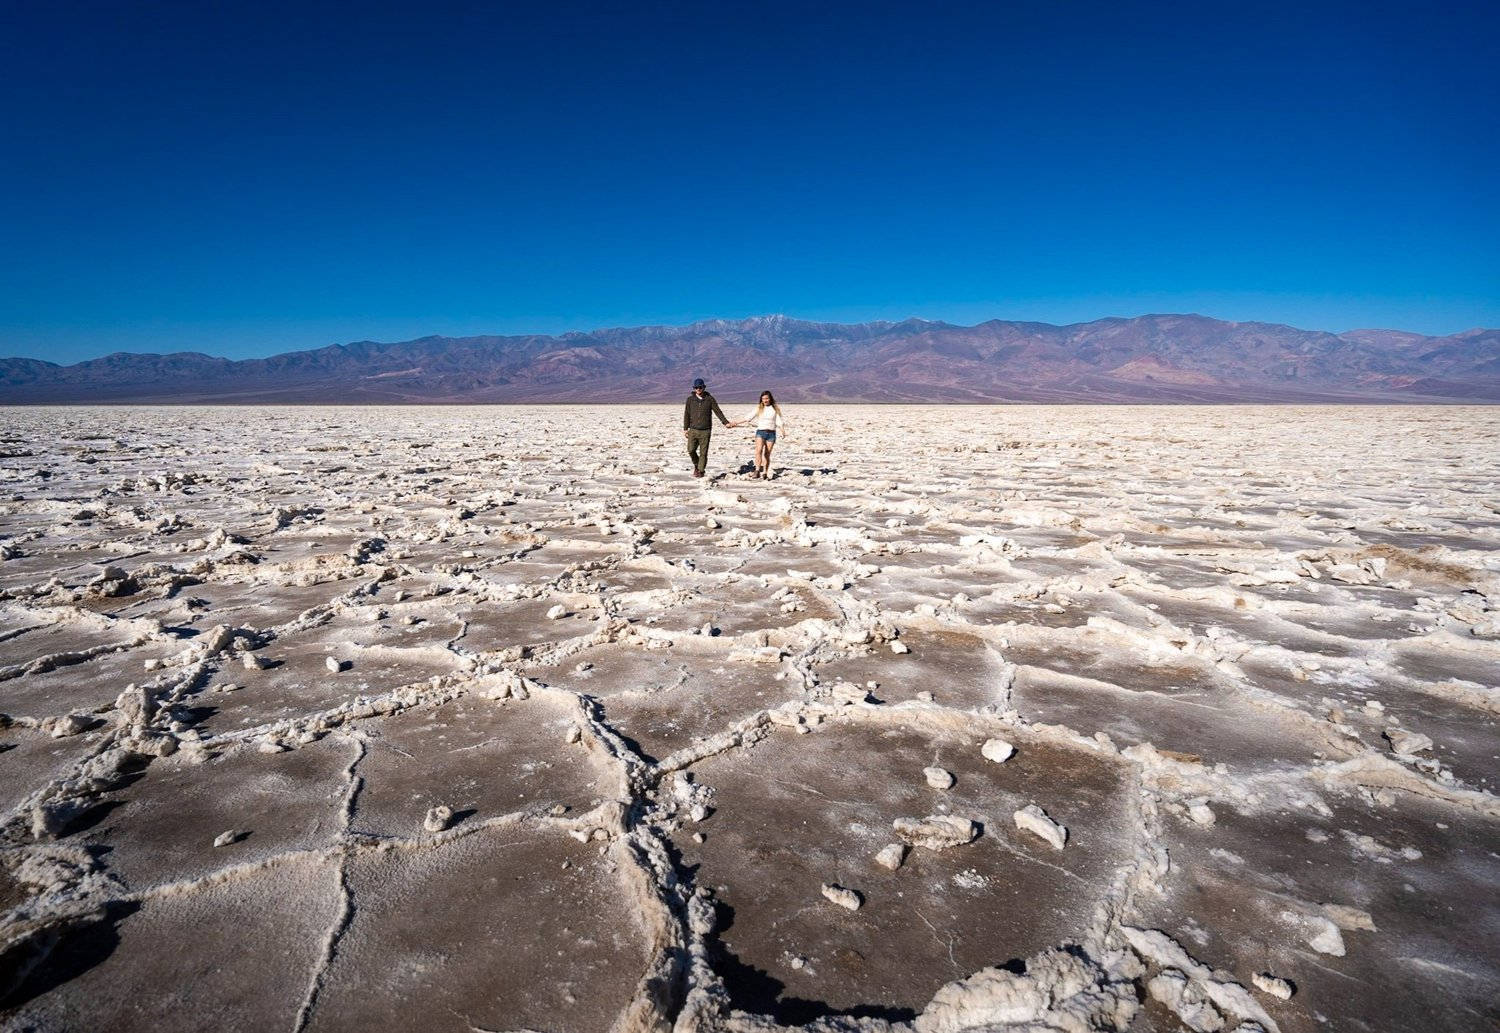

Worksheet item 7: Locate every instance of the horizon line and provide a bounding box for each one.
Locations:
[5,310,1492,367]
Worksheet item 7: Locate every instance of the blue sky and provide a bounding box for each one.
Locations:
[2,1,1496,362]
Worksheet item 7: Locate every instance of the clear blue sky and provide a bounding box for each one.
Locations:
[2,1,1497,363]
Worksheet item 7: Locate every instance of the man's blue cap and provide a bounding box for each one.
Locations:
[692,378,706,388]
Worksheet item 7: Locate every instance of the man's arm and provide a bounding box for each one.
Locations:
[711,396,729,426]
[684,398,691,431]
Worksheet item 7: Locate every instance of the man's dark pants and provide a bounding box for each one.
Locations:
[685,429,711,475]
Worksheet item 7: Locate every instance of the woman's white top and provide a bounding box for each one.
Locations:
[751,405,785,432]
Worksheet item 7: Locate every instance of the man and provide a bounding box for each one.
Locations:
[682,377,729,478]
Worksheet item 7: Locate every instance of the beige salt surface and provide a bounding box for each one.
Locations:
[0,638,184,721]
[453,595,603,653]
[1,404,1497,1032]
[191,630,468,737]
[1133,793,1500,1033]
[0,728,110,818]
[3,856,340,1032]
[529,644,801,762]
[82,736,356,890]
[350,694,611,835]
[305,827,650,1033]
[675,720,1135,1021]
[810,628,1010,709]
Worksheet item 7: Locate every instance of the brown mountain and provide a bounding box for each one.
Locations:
[3,314,1497,403]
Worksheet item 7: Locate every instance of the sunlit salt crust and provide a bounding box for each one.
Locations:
[0,403,1497,1032]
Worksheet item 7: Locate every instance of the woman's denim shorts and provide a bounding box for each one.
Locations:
[755,430,777,442]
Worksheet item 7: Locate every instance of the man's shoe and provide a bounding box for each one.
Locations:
[693,470,704,478]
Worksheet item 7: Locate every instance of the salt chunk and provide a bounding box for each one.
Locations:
[832,683,872,705]
[1014,804,1067,849]
[242,653,269,670]
[1187,802,1216,826]
[545,604,567,620]
[894,815,979,850]
[874,843,908,870]
[981,738,1015,764]
[1384,728,1433,755]
[1146,969,1221,1032]
[43,713,90,738]
[1306,916,1346,956]
[820,883,862,911]
[1252,972,1294,1000]
[890,640,911,654]
[924,766,955,790]
[564,724,582,744]
[424,805,454,833]
[212,830,240,848]
[325,656,345,673]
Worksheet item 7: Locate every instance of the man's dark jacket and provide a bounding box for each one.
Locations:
[683,391,729,431]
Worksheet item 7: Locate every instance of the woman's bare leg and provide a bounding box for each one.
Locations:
[754,437,768,475]
[763,440,775,477]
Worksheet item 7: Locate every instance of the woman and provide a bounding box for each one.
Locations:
[731,390,786,479]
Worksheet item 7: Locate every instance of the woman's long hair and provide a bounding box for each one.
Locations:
[754,390,781,416]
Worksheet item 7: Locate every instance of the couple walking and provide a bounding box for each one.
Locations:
[682,377,786,480]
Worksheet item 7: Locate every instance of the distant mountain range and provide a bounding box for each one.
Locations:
[3,314,1497,403]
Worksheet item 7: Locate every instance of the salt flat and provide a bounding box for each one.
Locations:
[0,404,1497,1033]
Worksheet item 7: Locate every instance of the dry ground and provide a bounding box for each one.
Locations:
[0,404,1497,1033]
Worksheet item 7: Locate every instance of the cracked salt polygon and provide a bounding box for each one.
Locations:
[874,843,908,870]
[894,815,979,850]
[423,805,454,833]
[820,883,862,910]
[1013,804,1067,849]
[924,766,955,789]
[981,738,1015,763]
